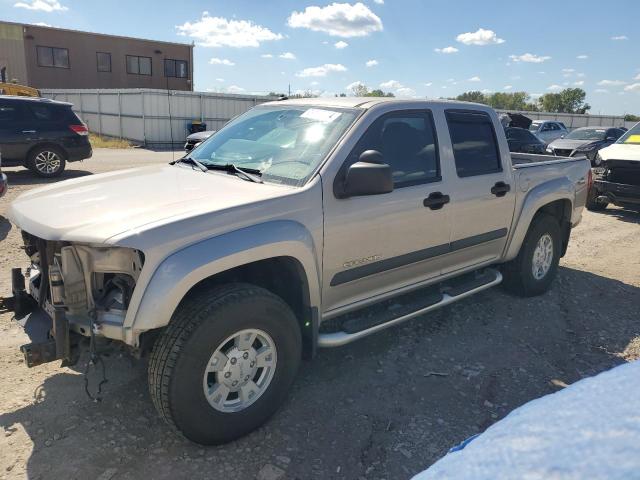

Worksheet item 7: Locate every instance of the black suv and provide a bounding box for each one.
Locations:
[0,96,92,177]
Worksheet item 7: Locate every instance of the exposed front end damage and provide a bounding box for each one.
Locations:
[2,231,144,367]
[593,159,640,209]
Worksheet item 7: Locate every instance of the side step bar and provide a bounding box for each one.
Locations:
[318,269,502,348]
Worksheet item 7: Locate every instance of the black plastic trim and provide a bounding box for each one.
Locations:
[330,228,508,286]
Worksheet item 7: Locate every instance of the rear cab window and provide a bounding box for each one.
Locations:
[445,110,502,177]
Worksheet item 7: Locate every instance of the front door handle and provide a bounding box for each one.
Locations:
[21,130,37,134]
[423,192,450,210]
[491,182,511,197]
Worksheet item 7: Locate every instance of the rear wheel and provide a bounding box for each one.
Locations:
[502,213,561,297]
[27,146,66,177]
[148,283,301,445]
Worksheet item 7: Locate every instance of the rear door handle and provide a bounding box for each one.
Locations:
[423,192,450,210]
[491,182,511,197]
[21,130,36,134]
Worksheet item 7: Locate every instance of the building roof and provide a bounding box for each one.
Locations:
[0,20,193,48]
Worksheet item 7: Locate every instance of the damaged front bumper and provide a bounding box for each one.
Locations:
[0,268,78,367]
[594,179,640,208]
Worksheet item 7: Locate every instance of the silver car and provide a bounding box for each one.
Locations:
[529,120,568,144]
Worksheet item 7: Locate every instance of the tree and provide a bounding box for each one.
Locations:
[365,89,394,97]
[624,114,640,122]
[350,83,370,97]
[456,91,487,104]
[538,88,590,114]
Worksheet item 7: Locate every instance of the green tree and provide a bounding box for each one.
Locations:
[456,91,487,104]
[365,89,394,97]
[539,88,590,114]
[624,114,640,122]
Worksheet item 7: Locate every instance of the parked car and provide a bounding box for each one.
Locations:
[587,122,640,211]
[184,130,215,152]
[0,96,91,177]
[505,127,546,154]
[529,120,568,144]
[3,98,590,445]
[546,126,626,167]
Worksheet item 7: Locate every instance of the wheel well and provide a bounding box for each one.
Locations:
[26,143,68,163]
[178,257,315,358]
[535,199,572,257]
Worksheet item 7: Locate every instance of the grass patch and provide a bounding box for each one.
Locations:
[89,134,134,149]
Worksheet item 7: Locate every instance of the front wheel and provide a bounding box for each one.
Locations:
[501,213,561,297]
[148,284,301,445]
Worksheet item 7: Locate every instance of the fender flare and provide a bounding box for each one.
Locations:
[126,220,321,337]
[504,177,574,261]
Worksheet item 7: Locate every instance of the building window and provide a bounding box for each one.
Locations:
[164,59,188,78]
[36,46,70,68]
[96,52,111,72]
[126,55,152,75]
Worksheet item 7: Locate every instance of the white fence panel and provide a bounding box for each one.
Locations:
[41,88,275,148]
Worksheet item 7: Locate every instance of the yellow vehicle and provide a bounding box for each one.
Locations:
[0,82,40,97]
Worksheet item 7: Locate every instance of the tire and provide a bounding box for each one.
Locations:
[148,283,302,445]
[501,213,561,297]
[591,153,603,168]
[586,187,607,212]
[27,146,66,177]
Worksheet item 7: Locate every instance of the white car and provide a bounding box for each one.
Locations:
[529,120,568,144]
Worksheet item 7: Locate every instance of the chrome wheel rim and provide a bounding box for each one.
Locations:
[532,233,554,280]
[202,329,277,413]
[34,151,61,174]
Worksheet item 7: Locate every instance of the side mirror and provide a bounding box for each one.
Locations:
[340,150,393,198]
[606,137,616,142]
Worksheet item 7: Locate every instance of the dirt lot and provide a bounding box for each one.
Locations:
[1,150,639,480]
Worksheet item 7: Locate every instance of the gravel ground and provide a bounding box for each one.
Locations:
[1,150,639,480]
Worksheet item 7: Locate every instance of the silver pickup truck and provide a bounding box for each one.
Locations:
[3,98,591,445]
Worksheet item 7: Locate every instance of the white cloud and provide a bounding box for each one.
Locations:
[209,57,235,66]
[296,63,347,77]
[481,89,493,94]
[287,2,383,38]
[31,21,51,26]
[456,28,505,46]
[504,85,513,90]
[14,0,67,11]
[573,80,584,86]
[380,79,403,89]
[434,46,458,54]
[509,53,551,63]
[468,76,481,82]
[215,78,224,82]
[261,53,273,58]
[624,83,640,92]
[597,80,627,86]
[365,59,378,67]
[562,68,575,73]
[310,81,319,86]
[373,0,384,3]
[547,84,563,91]
[334,40,349,49]
[177,12,283,48]
[279,52,296,59]
[226,85,245,94]
[611,35,628,40]
[577,72,585,78]
[635,73,640,80]
[423,82,433,87]
[594,89,609,93]
[530,93,543,99]
[577,54,588,59]
[396,87,416,97]
[346,80,365,90]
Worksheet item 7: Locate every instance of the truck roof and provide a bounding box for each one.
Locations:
[263,96,489,110]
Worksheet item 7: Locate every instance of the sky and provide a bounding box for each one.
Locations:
[3,0,640,115]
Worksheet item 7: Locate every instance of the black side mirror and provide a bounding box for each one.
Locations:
[339,150,393,198]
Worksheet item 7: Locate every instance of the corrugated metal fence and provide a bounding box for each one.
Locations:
[41,89,636,147]
[41,88,276,148]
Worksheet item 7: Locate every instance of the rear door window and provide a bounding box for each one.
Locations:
[0,102,25,122]
[445,110,502,177]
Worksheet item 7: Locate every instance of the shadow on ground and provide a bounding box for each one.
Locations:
[2,169,92,187]
[595,206,640,224]
[0,217,10,242]
[1,266,639,479]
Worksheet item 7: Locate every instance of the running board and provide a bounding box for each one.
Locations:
[318,269,502,348]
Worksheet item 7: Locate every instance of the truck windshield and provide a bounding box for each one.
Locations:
[617,123,640,145]
[188,105,360,186]
[565,128,606,141]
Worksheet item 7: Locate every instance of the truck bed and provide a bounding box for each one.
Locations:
[511,152,587,167]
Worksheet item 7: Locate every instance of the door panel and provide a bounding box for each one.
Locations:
[321,110,452,313]
[440,109,516,274]
[0,101,32,161]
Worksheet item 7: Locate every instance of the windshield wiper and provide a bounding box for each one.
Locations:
[171,156,208,172]
[207,163,264,183]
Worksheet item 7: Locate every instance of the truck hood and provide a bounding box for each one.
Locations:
[8,164,291,243]
[599,143,640,162]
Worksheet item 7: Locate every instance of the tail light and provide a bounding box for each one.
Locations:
[587,168,593,192]
[69,124,89,136]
